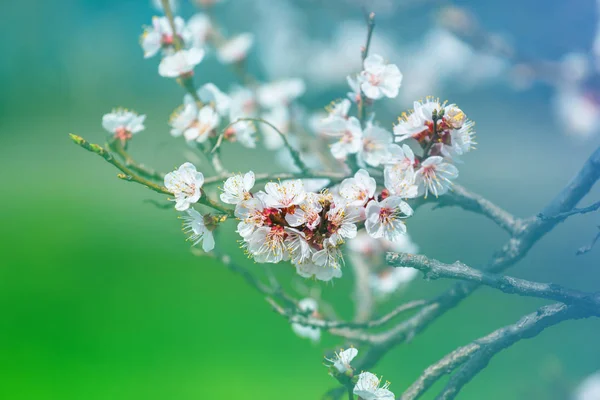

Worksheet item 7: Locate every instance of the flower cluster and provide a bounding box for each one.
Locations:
[321,55,475,199]
[221,169,412,281]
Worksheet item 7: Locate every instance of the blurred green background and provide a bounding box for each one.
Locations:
[2,0,600,399]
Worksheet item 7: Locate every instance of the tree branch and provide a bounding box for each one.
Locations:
[433,303,592,400]
[387,252,600,315]
[351,145,600,373]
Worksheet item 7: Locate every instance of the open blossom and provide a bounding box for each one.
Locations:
[285,193,323,230]
[164,162,204,211]
[327,205,361,241]
[354,372,395,400]
[141,16,190,58]
[414,156,459,197]
[217,33,254,64]
[347,75,362,103]
[339,169,376,206]
[220,172,255,205]
[285,228,313,265]
[295,260,343,282]
[365,197,413,242]
[102,109,146,143]
[189,83,231,116]
[229,86,258,118]
[320,99,351,136]
[291,298,321,342]
[393,98,443,143]
[225,111,257,148]
[312,239,344,271]
[187,13,212,49]
[257,78,306,109]
[384,144,418,198]
[234,197,267,238]
[261,106,290,150]
[181,208,215,252]
[330,116,362,159]
[359,54,402,100]
[246,226,289,263]
[169,103,197,138]
[159,48,205,78]
[262,180,306,209]
[360,123,393,167]
[326,348,358,374]
[183,105,220,143]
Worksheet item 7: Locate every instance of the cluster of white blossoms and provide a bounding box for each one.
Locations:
[141,11,254,78]
[320,54,476,199]
[217,169,413,281]
[326,347,395,400]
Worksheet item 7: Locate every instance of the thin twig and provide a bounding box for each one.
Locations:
[577,226,600,255]
[212,117,311,174]
[70,134,234,217]
[538,199,600,222]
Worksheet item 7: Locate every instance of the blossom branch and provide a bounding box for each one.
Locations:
[350,145,600,373]
[387,252,600,314]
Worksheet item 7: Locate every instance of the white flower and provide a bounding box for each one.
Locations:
[359,54,402,100]
[360,123,393,167]
[285,193,323,230]
[164,162,204,211]
[189,83,231,116]
[285,228,313,265]
[257,79,306,109]
[187,13,212,49]
[261,106,290,150]
[348,230,419,256]
[226,113,257,148]
[102,109,146,142]
[414,156,459,198]
[291,298,321,342]
[320,99,352,136]
[235,197,267,238]
[384,144,418,198]
[169,103,198,138]
[295,260,342,282]
[246,226,288,263]
[229,86,258,118]
[339,169,376,206]
[262,180,306,209]
[183,105,220,143]
[353,372,395,400]
[370,267,418,297]
[327,204,361,240]
[575,371,600,400]
[365,197,413,242]
[141,16,190,58]
[347,75,362,103]
[220,172,255,205]
[330,117,362,160]
[181,208,215,252]
[217,33,254,64]
[444,104,466,129]
[159,48,205,78]
[393,98,442,143]
[326,348,358,374]
[450,119,476,157]
[312,239,344,271]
